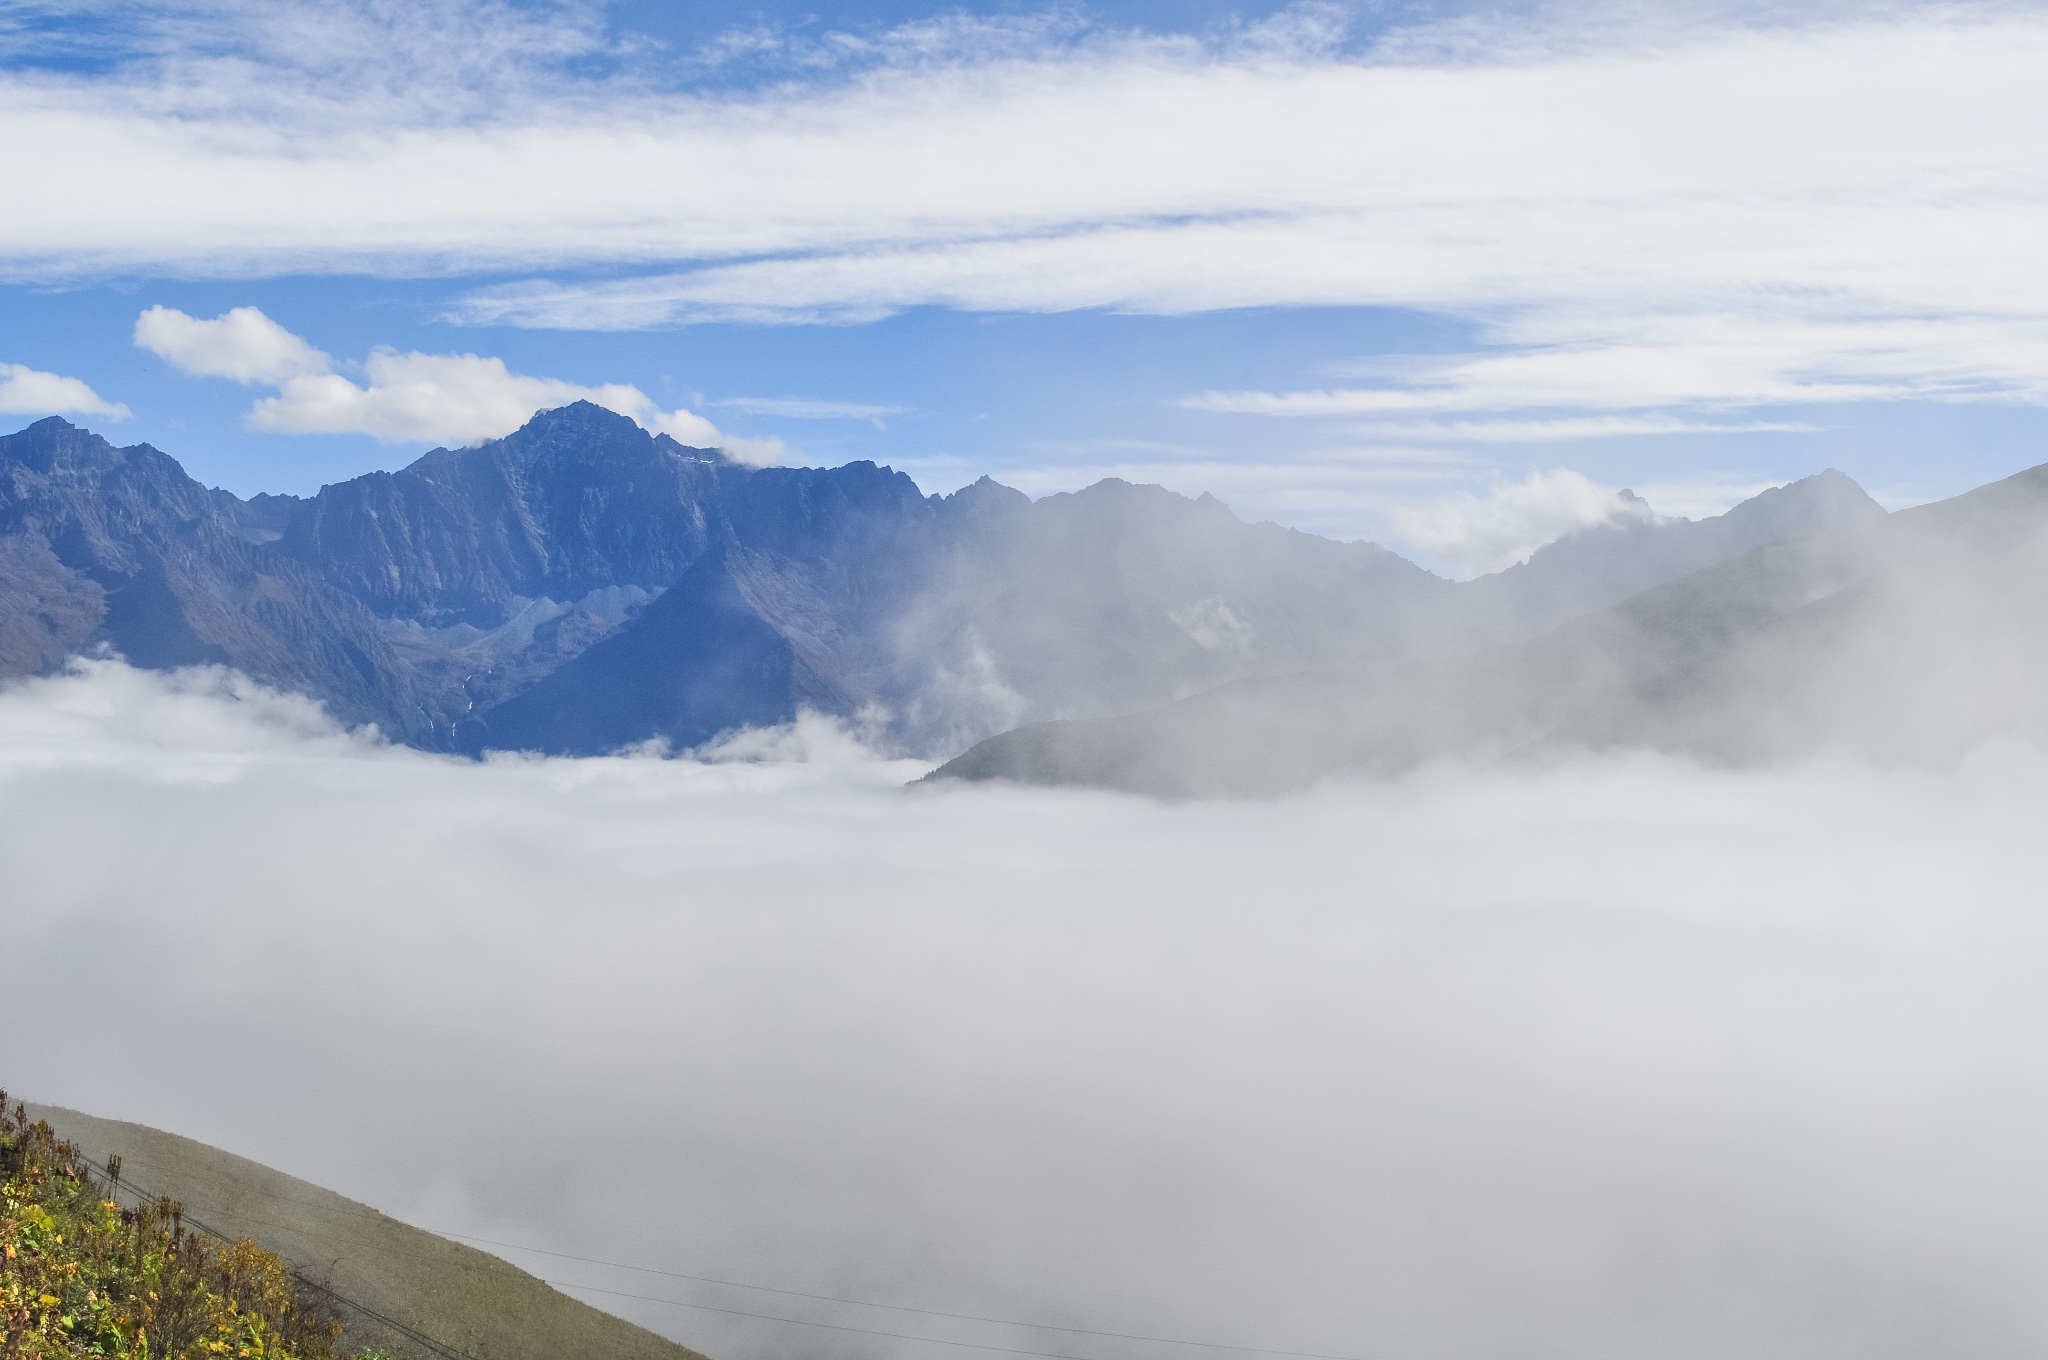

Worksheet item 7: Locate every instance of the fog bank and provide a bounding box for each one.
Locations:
[6,661,2048,1359]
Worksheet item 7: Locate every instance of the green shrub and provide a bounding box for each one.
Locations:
[0,1091,359,1359]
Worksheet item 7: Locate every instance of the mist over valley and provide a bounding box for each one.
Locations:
[7,2,2048,1356]
[8,404,2048,1356]
[10,660,2048,1359]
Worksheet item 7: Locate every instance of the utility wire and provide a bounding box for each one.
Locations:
[93,1162,478,1360]
[115,1174,472,1360]
[281,1271,475,1360]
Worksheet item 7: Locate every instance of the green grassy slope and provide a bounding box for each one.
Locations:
[26,1103,710,1360]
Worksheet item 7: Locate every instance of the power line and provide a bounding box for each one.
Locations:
[92,1162,478,1360]
[280,1271,475,1360]
[111,1173,473,1360]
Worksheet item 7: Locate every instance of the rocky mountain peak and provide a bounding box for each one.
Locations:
[1719,468,1884,539]
[2,417,172,483]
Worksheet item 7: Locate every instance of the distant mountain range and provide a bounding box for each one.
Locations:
[0,403,1887,759]
[932,460,2048,794]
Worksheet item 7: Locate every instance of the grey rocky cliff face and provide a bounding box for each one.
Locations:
[275,401,739,627]
[0,403,1897,759]
[0,416,446,741]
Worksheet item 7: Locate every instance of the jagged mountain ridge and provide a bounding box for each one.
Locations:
[0,417,448,740]
[0,404,1886,756]
[928,460,2048,795]
[464,468,1460,755]
[1454,471,1884,641]
[277,408,742,627]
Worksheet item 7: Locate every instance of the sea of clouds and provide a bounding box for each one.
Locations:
[7,658,2048,1359]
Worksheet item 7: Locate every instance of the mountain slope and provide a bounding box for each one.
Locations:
[0,418,450,741]
[0,408,1894,758]
[927,462,2048,795]
[458,457,940,753]
[276,402,737,628]
[463,543,868,754]
[467,468,1461,755]
[1455,469,1884,638]
[526,467,1879,759]
[25,1102,709,1360]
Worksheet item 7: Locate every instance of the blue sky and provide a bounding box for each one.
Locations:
[4,0,2048,574]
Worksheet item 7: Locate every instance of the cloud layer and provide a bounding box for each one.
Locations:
[8,659,2048,1359]
[7,6,2048,428]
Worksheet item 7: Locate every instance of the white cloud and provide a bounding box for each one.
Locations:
[0,0,615,123]
[0,361,130,420]
[246,348,704,447]
[135,303,331,384]
[1391,467,1651,577]
[2,11,2045,421]
[1182,313,2048,419]
[136,306,748,452]
[710,434,789,468]
[12,659,2048,1359]
[1340,415,1821,442]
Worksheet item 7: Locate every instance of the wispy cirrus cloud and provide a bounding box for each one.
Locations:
[1340,415,1821,442]
[0,0,617,118]
[1182,315,2048,420]
[5,4,2048,427]
[439,15,2048,427]
[709,396,910,422]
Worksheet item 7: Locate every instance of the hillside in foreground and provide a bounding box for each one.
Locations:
[3,1101,345,1358]
[19,1099,707,1360]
